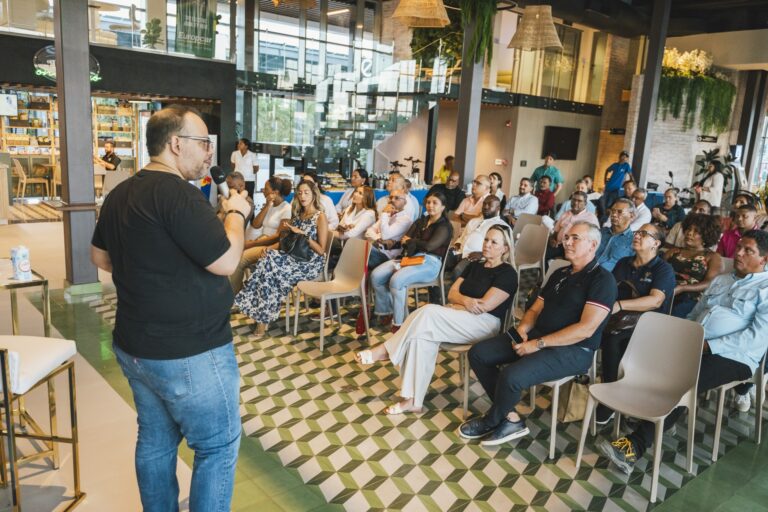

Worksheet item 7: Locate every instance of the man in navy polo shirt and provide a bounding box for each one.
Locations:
[460,221,617,446]
[595,223,676,424]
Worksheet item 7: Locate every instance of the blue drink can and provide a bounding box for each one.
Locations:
[11,245,32,281]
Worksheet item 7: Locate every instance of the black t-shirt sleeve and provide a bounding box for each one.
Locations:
[166,183,231,268]
[460,261,473,280]
[91,192,114,250]
[586,269,617,313]
[651,260,676,297]
[491,264,518,296]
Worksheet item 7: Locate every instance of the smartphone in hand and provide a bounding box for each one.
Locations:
[506,328,524,345]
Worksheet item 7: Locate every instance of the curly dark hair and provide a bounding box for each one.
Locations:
[682,213,722,248]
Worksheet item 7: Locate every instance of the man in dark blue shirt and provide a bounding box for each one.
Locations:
[595,223,676,424]
[460,221,617,447]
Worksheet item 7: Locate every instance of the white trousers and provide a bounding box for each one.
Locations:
[384,304,500,408]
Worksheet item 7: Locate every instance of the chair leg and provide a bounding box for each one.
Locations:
[713,387,727,462]
[686,395,696,474]
[293,291,301,337]
[613,412,622,439]
[1,355,21,509]
[319,297,326,352]
[68,363,85,505]
[47,380,60,469]
[336,298,342,328]
[549,384,560,460]
[576,395,595,470]
[757,379,765,445]
[462,353,470,420]
[0,407,6,486]
[360,288,371,345]
[650,420,664,503]
[529,385,536,410]
[285,294,291,334]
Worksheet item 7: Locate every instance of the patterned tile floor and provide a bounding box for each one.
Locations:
[85,291,767,512]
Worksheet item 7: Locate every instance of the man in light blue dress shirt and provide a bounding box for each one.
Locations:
[595,198,635,271]
[599,230,768,474]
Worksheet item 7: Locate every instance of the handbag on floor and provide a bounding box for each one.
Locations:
[557,375,591,423]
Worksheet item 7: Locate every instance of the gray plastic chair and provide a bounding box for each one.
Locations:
[575,312,705,503]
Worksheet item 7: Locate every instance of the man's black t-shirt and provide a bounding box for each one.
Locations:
[612,255,676,315]
[532,258,617,350]
[103,152,121,170]
[459,262,518,320]
[91,169,233,360]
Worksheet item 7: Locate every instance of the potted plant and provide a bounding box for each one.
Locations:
[141,18,164,49]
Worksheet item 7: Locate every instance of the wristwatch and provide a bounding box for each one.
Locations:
[536,338,546,350]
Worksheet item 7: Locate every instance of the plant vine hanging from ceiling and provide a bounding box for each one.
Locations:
[460,0,497,65]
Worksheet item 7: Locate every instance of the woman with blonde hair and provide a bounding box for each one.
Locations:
[356,224,518,414]
[336,186,377,240]
[235,180,329,334]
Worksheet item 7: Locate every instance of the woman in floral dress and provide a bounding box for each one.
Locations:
[235,180,329,334]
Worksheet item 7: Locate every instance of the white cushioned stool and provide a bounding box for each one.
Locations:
[0,335,85,511]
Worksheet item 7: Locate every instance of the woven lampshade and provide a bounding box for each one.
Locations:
[272,0,318,8]
[392,0,450,28]
[507,5,562,51]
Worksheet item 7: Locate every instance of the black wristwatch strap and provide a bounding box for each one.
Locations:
[225,210,246,222]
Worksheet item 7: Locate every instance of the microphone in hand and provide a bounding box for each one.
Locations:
[210,166,229,198]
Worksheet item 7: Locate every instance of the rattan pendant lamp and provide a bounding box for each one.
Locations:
[392,0,450,28]
[272,0,318,8]
[507,4,562,50]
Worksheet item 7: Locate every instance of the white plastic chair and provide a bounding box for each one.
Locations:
[405,250,451,313]
[542,258,570,287]
[284,231,335,334]
[512,224,549,314]
[575,312,705,503]
[293,238,371,351]
[0,335,85,510]
[512,213,542,241]
[710,350,767,461]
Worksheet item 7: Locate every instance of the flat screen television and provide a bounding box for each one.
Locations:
[541,126,580,160]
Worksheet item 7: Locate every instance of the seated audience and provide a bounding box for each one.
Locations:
[301,171,340,230]
[335,168,369,213]
[665,200,711,248]
[535,176,555,216]
[461,222,616,446]
[664,213,723,318]
[377,172,419,221]
[596,198,636,271]
[651,188,686,231]
[547,191,599,260]
[217,171,254,222]
[554,180,597,220]
[599,231,768,474]
[720,192,768,233]
[504,178,539,226]
[629,188,651,231]
[452,195,506,277]
[230,176,291,293]
[355,225,517,414]
[489,172,507,211]
[622,180,637,199]
[428,171,465,212]
[596,223,676,424]
[603,150,633,208]
[718,204,758,258]
[371,191,452,331]
[336,186,377,241]
[453,174,491,226]
[365,189,414,270]
[235,180,329,335]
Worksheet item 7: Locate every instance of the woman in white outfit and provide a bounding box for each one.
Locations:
[356,224,518,414]
[336,186,377,240]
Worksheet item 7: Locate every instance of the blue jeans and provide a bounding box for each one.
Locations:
[370,253,442,326]
[114,342,242,512]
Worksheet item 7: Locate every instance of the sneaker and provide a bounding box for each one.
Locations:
[598,437,637,475]
[595,405,615,426]
[458,417,496,440]
[735,392,751,413]
[480,418,530,446]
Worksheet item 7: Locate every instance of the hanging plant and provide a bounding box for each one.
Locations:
[460,0,496,65]
[410,0,463,68]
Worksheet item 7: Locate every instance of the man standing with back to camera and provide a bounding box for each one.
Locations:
[90,105,252,511]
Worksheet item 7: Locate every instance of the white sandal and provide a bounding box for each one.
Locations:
[356,350,374,365]
[384,402,423,416]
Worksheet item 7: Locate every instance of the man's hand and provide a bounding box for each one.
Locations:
[221,189,251,218]
[514,340,539,356]
[466,251,483,262]
[382,204,396,214]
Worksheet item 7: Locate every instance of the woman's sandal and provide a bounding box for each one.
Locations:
[384,402,424,416]
[355,350,375,365]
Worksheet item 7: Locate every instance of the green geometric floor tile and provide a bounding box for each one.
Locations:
[86,291,768,511]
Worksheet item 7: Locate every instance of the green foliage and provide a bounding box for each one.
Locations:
[656,69,736,134]
[460,0,497,65]
[410,0,462,67]
[141,18,164,49]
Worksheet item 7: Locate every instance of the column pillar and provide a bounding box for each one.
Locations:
[425,102,439,184]
[54,0,99,288]
[631,0,670,186]
[738,71,768,185]
[454,20,485,184]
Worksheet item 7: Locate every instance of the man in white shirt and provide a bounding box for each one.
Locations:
[376,173,419,221]
[629,188,651,231]
[547,191,599,261]
[336,168,368,213]
[453,174,490,226]
[230,138,258,198]
[451,195,507,277]
[366,189,414,270]
[504,178,539,226]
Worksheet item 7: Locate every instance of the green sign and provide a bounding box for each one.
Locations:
[33,45,102,83]
[175,0,217,58]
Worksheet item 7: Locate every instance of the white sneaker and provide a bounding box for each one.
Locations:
[735,392,751,413]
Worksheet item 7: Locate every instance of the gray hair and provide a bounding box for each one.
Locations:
[571,191,588,202]
[570,221,602,246]
[634,187,647,198]
[611,197,636,215]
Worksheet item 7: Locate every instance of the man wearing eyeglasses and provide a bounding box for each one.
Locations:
[594,223,676,425]
[428,171,465,212]
[90,105,251,511]
[595,198,636,271]
[453,174,491,226]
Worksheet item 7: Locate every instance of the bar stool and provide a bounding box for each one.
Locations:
[0,335,85,511]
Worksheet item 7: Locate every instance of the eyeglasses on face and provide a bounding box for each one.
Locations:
[176,135,213,150]
[634,230,661,241]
